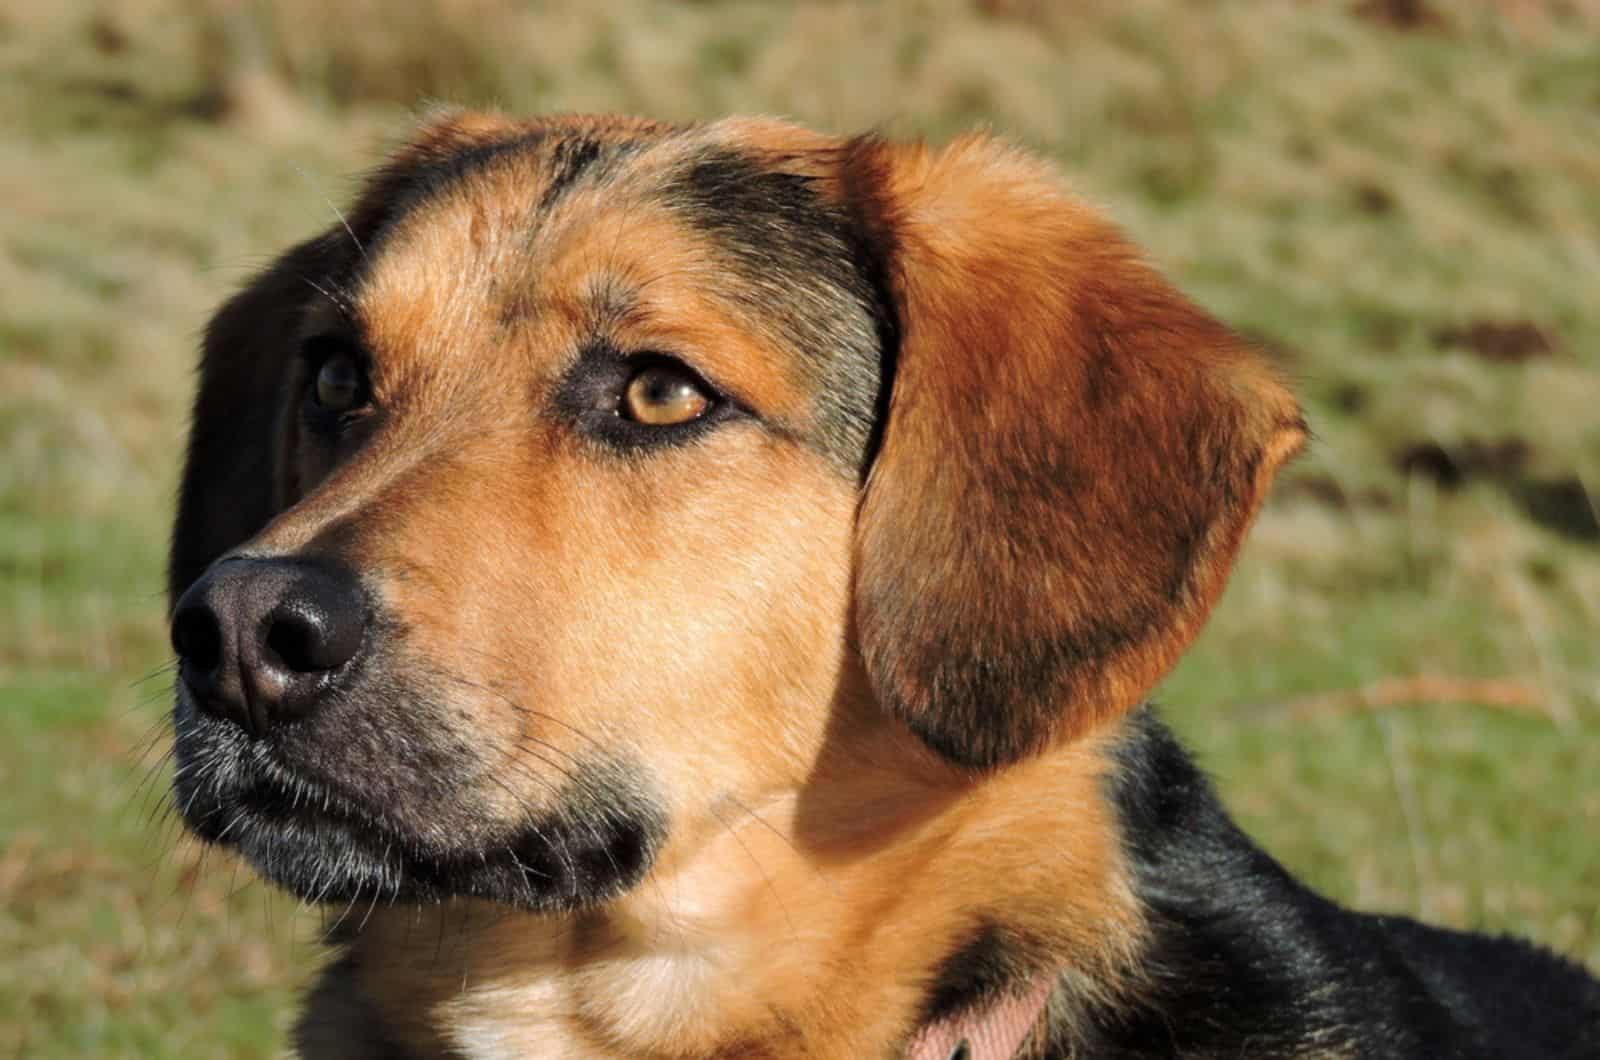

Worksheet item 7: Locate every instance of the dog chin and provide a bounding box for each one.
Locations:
[173,717,666,913]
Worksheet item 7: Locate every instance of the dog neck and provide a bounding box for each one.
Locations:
[298,722,1142,1059]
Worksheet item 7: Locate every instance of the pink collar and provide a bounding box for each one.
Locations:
[906,974,1053,1060]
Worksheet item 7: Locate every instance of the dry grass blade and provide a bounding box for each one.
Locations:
[1234,676,1546,723]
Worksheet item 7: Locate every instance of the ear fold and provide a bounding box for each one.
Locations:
[847,136,1305,769]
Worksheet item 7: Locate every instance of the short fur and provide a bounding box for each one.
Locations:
[167,112,1600,1058]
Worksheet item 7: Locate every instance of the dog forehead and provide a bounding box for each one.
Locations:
[345,121,887,469]
[349,130,663,350]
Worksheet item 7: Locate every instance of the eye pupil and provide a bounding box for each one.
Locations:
[623,365,711,426]
[315,354,362,411]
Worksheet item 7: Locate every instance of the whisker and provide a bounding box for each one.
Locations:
[324,881,367,939]
[355,842,392,934]
[431,666,644,895]
[130,659,178,689]
[448,647,612,753]
[292,160,369,264]
[722,793,840,899]
[298,274,353,314]
[706,797,797,940]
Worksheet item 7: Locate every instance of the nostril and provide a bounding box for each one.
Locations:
[264,600,362,676]
[266,611,327,674]
[172,605,223,673]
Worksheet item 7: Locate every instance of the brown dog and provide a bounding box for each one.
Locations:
[167,113,1600,1058]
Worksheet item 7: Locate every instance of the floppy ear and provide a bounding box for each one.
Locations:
[847,136,1305,769]
[167,235,334,606]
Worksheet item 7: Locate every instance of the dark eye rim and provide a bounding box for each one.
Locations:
[553,344,745,453]
[298,333,373,427]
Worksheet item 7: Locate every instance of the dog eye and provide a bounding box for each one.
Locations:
[620,363,713,426]
[301,335,368,416]
[314,353,364,411]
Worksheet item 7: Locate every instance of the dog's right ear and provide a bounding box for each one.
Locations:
[167,236,334,607]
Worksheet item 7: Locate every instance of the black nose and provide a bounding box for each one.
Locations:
[171,557,366,736]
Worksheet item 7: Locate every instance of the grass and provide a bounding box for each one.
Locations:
[2,0,1596,1054]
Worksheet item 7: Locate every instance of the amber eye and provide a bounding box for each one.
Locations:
[313,353,363,412]
[621,364,712,426]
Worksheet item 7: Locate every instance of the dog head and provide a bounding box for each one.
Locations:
[168,112,1302,912]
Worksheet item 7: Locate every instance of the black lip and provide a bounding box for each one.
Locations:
[172,703,664,913]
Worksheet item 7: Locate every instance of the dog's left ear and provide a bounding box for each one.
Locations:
[844,136,1305,770]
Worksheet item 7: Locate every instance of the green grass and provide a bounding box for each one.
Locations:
[3,0,1597,1054]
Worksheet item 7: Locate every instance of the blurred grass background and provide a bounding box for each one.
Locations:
[2,0,1597,1055]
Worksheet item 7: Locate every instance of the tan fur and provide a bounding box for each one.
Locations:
[332,722,1141,1058]
[176,113,1301,1057]
[850,134,1304,765]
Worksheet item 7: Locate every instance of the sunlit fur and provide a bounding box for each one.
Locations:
[170,113,1597,1058]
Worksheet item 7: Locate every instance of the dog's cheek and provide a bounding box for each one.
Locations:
[330,426,857,841]
[614,452,860,785]
[493,445,861,825]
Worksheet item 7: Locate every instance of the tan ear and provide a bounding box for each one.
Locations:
[847,136,1305,769]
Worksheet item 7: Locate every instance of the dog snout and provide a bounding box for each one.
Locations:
[171,557,366,736]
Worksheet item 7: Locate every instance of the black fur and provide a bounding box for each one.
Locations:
[920,921,1046,1028]
[939,707,1600,1058]
[292,953,426,1060]
[168,234,340,601]
[537,134,606,212]
[668,148,889,470]
[833,136,903,474]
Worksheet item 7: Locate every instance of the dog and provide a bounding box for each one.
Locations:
[166,112,1600,1058]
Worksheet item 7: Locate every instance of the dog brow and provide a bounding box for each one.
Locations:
[663,147,889,471]
[359,130,642,280]
[538,136,607,212]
